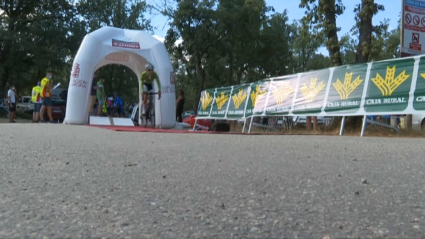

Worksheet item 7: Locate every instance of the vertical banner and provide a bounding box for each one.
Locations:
[265,75,298,116]
[401,0,425,57]
[198,89,215,117]
[413,56,425,110]
[292,69,331,114]
[227,84,249,119]
[250,81,270,116]
[325,64,368,114]
[210,86,232,118]
[364,58,415,112]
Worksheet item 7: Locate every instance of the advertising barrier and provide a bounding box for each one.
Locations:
[197,54,425,119]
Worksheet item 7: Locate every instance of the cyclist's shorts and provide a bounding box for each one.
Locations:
[143,83,153,93]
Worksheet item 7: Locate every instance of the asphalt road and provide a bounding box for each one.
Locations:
[1,124,425,238]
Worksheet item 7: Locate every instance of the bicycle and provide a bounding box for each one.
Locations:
[140,92,159,128]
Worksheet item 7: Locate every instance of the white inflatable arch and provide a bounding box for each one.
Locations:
[64,26,176,128]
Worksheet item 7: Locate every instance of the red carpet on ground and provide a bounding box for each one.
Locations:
[87,125,252,135]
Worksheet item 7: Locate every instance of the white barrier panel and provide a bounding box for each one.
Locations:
[112,118,134,126]
[89,116,112,126]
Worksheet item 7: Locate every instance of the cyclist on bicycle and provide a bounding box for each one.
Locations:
[140,63,161,115]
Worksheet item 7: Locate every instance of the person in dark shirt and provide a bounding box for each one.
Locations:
[113,92,124,117]
[176,90,185,122]
[89,75,98,116]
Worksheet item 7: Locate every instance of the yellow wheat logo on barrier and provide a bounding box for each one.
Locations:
[300,78,326,102]
[272,83,294,105]
[200,92,213,110]
[333,72,363,100]
[420,73,425,80]
[216,92,229,110]
[371,66,410,96]
[232,89,247,109]
[250,85,267,107]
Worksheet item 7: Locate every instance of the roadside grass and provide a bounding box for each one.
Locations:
[229,120,425,138]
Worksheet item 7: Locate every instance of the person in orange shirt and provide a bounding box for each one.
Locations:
[40,70,54,123]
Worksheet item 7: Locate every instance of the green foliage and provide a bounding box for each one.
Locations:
[300,0,344,66]
[0,0,402,114]
[166,0,294,112]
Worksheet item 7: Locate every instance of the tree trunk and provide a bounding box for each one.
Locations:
[356,0,373,63]
[324,1,343,67]
[349,0,375,130]
[405,114,413,131]
[194,53,206,115]
[306,116,312,130]
[227,54,234,86]
[236,66,244,84]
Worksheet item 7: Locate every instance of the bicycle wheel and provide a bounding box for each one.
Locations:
[144,109,148,128]
[150,104,155,128]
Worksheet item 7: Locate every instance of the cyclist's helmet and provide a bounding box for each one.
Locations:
[145,63,154,71]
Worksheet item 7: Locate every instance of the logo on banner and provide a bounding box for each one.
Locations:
[421,17,425,26]
[232,89,247,109]
[300,78,326,102]
[71,63,80,78]
[371,66,410,96]
[271,83,294,105]
[250,85,267,107]
[216,92,229,110]
[111,39,140,49]
[170,72,176,85]
[333,72,363,100]
[200,92,213,110]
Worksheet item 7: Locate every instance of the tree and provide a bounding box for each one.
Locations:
[257,11,293,77]
[353,0,385,63]
[291,18,323,72]
[216,0,270,85]
[300,0,344,67]
[0,0,77,95]
[165,0,219,114]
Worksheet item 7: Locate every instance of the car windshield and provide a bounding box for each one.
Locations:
[52,99,66,106]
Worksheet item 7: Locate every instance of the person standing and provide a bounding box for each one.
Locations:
[88,75,98,116]
[31,81,42,123]
[7,85,16,123]
[96,77,106,116]
[176,89,185,122]
[113,92,124,117]
[40,71,54,123]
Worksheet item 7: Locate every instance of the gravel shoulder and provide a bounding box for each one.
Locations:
[1,124,425,238]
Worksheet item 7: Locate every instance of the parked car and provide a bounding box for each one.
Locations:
[411,114,425,131]
[42,98,66,122]
[16,96,33,113]
[293,116,334,127]
[182,110,195,120]
[51,87,68,100]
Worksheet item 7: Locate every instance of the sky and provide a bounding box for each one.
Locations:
[146,0,402,55]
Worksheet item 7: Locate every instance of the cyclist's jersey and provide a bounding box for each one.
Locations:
[140,71,161,90]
